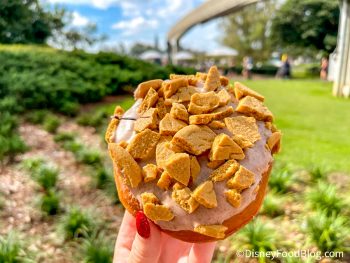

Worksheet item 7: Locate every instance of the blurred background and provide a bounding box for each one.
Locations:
[0,0,349,262]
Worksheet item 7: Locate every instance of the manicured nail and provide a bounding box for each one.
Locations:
[136,211,150,238]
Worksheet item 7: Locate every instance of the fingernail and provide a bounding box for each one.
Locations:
[136,211,150,238]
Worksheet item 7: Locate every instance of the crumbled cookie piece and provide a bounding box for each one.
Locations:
[236,96,273,122]
[164,78,188,98]
[141,192,159,205]
[224,116,260,144]
[195,72,207,81]
[105,118,119,143]
[142,164,159,183]
[172,125,216,155]
[114,105,124,116]
[134,108,158,132]
[170,103,189,122]
[164,153,191,186]
[188,91,220,114]
[227,165,255,191]
[172,187,199,213]
[170,74,198,86]
[134,79,163,99]
[209,134,245,161]
[156,136,175,168]
[220,76,229,87]
[156,98,168,119]
[164,86,196,105]
[232,134,253,149]
[204,66,221,91]
[217,89,231,106]
[207,160,225,169]
[210,159,239,182]
[159,113,187,136]
[173,182,185,190]
[108,144,142,188]
[267,131,282,154]
[192,181,217,208]
[143,203,174,221]
[157,171,172,190]
[225,189,241,208]
[208,120,225,129]
[194,225,228,239]
[189,106,234,125]
[190,156,200,181]
[138,88,159,114]
[234,82,264,101]
[167,142,183,153]
[127,129,160,160]
[118,140,128,148]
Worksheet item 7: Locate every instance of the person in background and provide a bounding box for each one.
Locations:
[242,56,253,79]
[320,57,329,81]
[276,54,291,79]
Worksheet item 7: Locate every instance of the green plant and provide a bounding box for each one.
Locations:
[77,149,102,166]
[77,110,107,129]
[43,115,61,133]
[269,166,293,193]
[0,233,23,263]
[54,132,75,143]
[41,190,60,215]
[62,140,83,154]
[34,166,58,191]
[307,164,329,182]
[237,218,277,254]
[307,182,344,216]
[94,167,112,189]
[306,211,349,252]
[60,207,95,240]
[21,158,44,172]
[24,110,49,125]
[80,233,113,263]
[261,191,285,217]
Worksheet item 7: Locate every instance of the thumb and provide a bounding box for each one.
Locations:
[128,211,162,263]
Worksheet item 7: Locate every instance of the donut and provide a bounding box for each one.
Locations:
[106,66,281,242]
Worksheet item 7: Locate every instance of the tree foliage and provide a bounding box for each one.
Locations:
[0,0,65,44]
[271,0,339,55]
[221,1,277,62]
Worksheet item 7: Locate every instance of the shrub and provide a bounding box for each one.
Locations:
[269,166,293,193]
[60,207,95,240]
[307,182,344,216]
[306,211,349,252]
[0,233,23,263]
[307,164,329,182]
[54,132,75,143]
[261,192,285,217]
[76,149,102,166]
[237,218,277,254]
[81,233,113,263]
[24,110,49,124]
[41,190,60,215]
[62,140,83,154]
[21,158,44,172]
[76,110,108,129]
[94,167,112,189]
[43,115,61,133]
[34,166,58,191]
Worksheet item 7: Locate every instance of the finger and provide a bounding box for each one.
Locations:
[114,211,137,262]
[128,213,162,263]
[188,242,217,263]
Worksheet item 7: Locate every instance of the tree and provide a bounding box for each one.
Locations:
[220,1,277,62]
[130,42,158,57]
[0,0,65,44]
[271,0,339,55]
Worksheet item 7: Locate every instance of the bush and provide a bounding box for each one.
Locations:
[307,182,344,216]
[54,132,75,143]
[24,110,49,124]
[60,207,95,240]
[21,158,44,172]
[43,115,61,133]
[77,149,102,166]
[269,166,294,193]
[81,233,113,263]
[306,211,349,252]
[34,166,58,191]
[307,164,329,182]
[41,190,60,215]
[261,192,285,217]
[0,233,24,263]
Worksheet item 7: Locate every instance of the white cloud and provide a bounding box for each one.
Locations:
[112,16,158,35]
[45,0,119,9]
[71,11,90,27]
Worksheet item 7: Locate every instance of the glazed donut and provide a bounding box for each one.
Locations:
[106,66,281,242]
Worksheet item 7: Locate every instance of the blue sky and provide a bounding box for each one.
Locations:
[43,0,224,52]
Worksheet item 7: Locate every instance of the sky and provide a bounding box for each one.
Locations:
[42,0,224,53]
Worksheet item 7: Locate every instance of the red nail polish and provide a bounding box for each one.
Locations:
[136,211,150,238]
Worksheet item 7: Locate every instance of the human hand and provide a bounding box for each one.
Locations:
[114,211,217,263]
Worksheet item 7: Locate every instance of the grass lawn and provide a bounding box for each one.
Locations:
[242,79,350,172]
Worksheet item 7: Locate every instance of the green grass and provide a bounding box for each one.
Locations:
[80,233,113,263]
[0,233,24,263]
[242,79,350,172]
